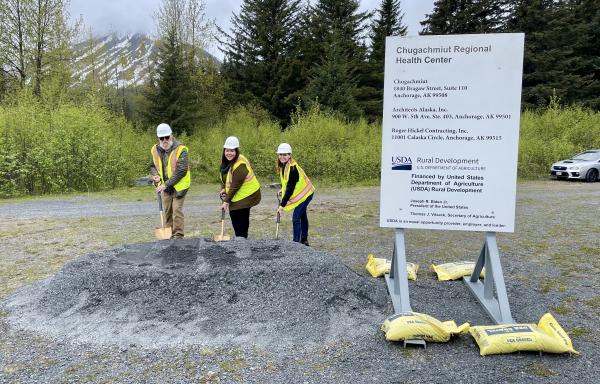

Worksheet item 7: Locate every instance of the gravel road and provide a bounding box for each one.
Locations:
[0,180,598,383]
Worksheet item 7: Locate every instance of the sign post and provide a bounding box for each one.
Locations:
[380,34,524,327]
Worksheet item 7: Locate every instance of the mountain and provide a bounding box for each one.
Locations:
[71,33,220,87]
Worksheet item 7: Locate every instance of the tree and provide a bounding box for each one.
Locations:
[420,0,508,35]
[546,0,600,109]
[299,0,371,120]
[0,0,28,88]
[504,0,573,109]
[304,39,362,120]
[365,0,407,120]
[0,0,76,98]
[219,0,303,123]
[143,26,196,134]
[143,0,216,134]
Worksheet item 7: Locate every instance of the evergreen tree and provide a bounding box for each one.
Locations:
[219,0,303,123]
[143,26,196,134]
[299,0,370,120]
[365,0,407,121]
[504,0,563,108]
[143,0,216,133]
[370,0,407,65]
[421,0,508,34]
[551,0,600,109]
[304,38,362,120]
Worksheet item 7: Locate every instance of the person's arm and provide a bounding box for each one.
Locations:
[150,149,158,175]
[280,166,299,207]
[164,148,189,188]
[224,164,248,202]
[150,150,161,184]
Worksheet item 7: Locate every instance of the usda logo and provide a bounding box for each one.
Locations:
[392,156,412,170]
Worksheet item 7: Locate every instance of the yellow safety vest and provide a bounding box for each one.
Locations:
[225,154,260,202]
[151,144,191,192]
[279,159,314,212]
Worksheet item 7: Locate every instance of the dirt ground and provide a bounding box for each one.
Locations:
[0,180,599,383]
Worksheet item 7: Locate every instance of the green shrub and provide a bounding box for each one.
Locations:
[2,95,599,198]
[186,105,381,185]
[0,92,150,197]
[519,105,600,178]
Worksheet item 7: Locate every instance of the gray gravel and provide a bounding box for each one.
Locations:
[0,181,598,383]
[5,238,388,350]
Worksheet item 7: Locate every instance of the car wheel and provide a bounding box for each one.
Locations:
[585,168,599,182]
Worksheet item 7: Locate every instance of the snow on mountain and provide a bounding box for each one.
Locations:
[71,33,219,87]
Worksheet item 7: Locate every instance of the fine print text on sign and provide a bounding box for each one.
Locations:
[380,34,524,232]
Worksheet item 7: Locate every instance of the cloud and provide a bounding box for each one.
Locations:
[69,0,435,58]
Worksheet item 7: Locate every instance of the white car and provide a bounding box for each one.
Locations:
[550,149,600,182]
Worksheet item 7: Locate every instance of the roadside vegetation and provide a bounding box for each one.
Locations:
[1,0,599,198]
[519,101,600,179]
[2,93,600,198]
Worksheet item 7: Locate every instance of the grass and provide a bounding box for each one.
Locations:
[527,362,557,377]
[538,278,569,294]
[550,297,577,315]
[569,327,591,337]
[585,295,600,309]
[0,180,597,381]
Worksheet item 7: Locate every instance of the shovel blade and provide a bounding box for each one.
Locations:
[155,227,172,240]
[213,234,231,241]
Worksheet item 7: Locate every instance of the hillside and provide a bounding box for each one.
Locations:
[71,33,220,87]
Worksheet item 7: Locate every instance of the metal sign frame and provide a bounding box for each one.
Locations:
[463,232,514,324]
[384,229,514,346]
[384,228,426,348]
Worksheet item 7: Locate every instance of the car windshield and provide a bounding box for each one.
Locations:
[572,152,600,161]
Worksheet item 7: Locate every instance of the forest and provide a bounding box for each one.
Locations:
[1,0,599,196]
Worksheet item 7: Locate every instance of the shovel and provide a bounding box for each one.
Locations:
[275,210,281,240]
[214,207,231,241]
[275,192,282,240]
[154,192,172,240]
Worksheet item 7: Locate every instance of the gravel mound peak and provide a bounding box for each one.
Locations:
[4,238,390,349]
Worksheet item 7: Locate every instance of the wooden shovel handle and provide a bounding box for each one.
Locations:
[220,208,226,237]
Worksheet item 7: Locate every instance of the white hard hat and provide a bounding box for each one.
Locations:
[223,136,240,149]
[276,143,292,154]
[156,123,172,137]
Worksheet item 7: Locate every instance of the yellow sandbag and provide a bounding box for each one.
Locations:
[381,311,470,342]
[469,313,579,356]
[430,261,485,281]
[406,262,419,281]
[366,254,390,277]
[365,254,419,280]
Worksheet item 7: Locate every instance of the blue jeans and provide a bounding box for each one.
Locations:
[292,193,313,243]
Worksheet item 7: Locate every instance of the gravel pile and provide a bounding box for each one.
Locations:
[4,238,389,350]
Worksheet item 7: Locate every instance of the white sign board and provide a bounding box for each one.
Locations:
[380,33,524,232]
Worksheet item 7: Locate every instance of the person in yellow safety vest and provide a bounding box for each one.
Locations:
[219,136,261,238]
[150,123,191,239]
[276,143,315,246]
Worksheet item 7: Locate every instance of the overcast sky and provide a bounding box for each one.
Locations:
[69,0,435,59]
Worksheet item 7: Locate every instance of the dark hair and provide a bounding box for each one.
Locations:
[221,148,239,168]
[275,155,291,175]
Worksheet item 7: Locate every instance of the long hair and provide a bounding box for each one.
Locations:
[221,148,240,168]
[275,155,292,176]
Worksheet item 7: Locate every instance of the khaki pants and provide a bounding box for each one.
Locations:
[162,192,185,239]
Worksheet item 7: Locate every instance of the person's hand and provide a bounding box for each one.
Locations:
[221,201,229,212]
[152,175,161,183]
[155,184,166,193]
[277,206,283,216]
